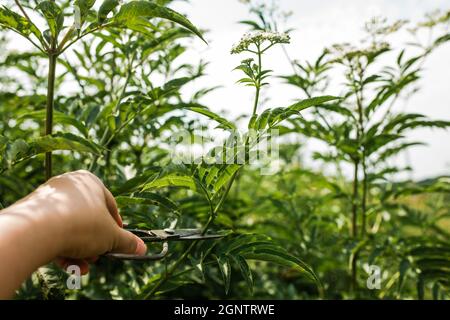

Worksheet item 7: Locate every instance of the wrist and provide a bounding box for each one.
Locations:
[1,191,67,262]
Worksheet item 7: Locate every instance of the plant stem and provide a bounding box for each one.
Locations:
[350,64,365,293]
[355,74,367,238]
[14,0,31,23]
[144,44,266,299]
[361,158,368,236]
[45,53,57,181]
[143,171,238,299]
[351,251,359,294]
[252,47,262,115]
[350,159,359,291]
[351,160,359,238]
[59,22,114,54]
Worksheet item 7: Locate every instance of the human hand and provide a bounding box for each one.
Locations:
[6,170,147,275]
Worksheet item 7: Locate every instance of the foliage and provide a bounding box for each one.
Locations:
[0,0,449,300]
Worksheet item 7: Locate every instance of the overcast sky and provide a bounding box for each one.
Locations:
[171,0,450,180]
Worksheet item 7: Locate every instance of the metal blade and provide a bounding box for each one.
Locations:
[125,228,224,242]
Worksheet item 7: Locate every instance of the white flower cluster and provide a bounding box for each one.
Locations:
[330,41,390,61]
[231,31,290,54]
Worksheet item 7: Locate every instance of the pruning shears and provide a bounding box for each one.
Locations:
[105,227,224,261]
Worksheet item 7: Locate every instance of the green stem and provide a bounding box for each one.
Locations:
[350,159,359,292]
[355,85,366,238]
[142,171,238,299]
[14,0,31,24]
[252,47,262,115]
[143,44,265,299]
[59,23,114,54]
[56,25,75,52]
[351,160,359,238]
[361,157,368,236]
[45,53,57,181]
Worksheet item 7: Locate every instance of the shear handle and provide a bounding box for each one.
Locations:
[105,241,169,261]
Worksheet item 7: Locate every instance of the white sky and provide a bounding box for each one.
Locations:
[171,0,450,180]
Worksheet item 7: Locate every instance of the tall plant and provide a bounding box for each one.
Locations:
[284,20,450,296]
[130,28,340,298]
[0,0,205,180]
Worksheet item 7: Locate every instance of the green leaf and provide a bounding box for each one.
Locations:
[397,259,410,295]
[5,133,102,167]
[252,96,340,130]
[213,164,240,192]
[217,234,319,286]
[113,1,206,43]
[315,103,354,119]
[287,96,340,113]
[111,168,160,195]
[375,142,425,163]
[74,0,96,30]
[364,134,403,156]
[230,255,253,294]
[18,110,89,137]
[116,193,179,212]
[216,255,232,295]
[97,0,119,22]
[29,132,102,156]
[163,77,193,92]
[243,248,318,282]
[36,1,63,38]
[0,135,7,149]
[6,139,29,165]
[248,114,257,129]
[434,33,450,47]
[0,6,44,45]
[142,28,191,57]
[187,106,236,130]
[142,174,198,192]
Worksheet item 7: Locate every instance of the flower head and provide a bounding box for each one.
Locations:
[231,31,290,54]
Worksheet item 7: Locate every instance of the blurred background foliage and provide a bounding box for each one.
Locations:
[0,0,449,299]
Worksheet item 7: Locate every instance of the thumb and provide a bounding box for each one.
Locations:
[112,228,147,255]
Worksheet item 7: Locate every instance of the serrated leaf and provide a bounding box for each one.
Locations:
[142,174,198,192]
[113,1,206,43]
[216,254,231,295]
[115,192,179,212]
[187,106,236,130]
[112,167,160,195]
[214,164,240,192]
[29,132,102,156]
[231,255,253,294]
[217,234,319,286]
[18,110,88,137]
[6,139,29,164]
[242,248,317,282]
[287,96,340,113]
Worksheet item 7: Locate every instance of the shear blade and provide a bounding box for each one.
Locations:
[125,228,224,242]
[175,233,224,241]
